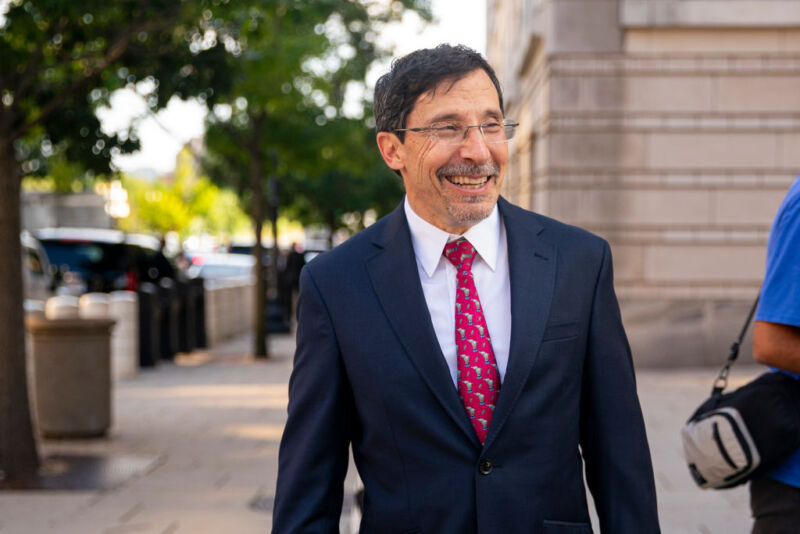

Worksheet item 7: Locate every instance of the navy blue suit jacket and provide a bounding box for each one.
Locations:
[273,198,660,534]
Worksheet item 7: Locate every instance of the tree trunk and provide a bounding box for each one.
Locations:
[250,115,268,358]
[0,137,40,478]
[268,175,279,308]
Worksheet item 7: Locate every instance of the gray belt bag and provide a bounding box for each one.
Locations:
[681,295,800,489]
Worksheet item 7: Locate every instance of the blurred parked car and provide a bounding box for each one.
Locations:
[227,243,258,256]
[186,252,255,281]
[301,249,326,263]
[21,230,56,302]
[227,242,274,265]
[35,227,176,294]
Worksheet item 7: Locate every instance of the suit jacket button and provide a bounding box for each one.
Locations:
[479,459,493,475]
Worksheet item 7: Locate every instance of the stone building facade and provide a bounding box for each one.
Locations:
[22,192,112,232]
[486,0,800,366]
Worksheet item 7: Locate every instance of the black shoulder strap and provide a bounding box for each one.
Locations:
[711,293,761,397]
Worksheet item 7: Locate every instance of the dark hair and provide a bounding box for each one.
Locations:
[373,44,504,142]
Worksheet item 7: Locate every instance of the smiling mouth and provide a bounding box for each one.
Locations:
[443,175,492,189]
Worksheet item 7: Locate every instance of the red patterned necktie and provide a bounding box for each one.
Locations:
[443,238,500,445]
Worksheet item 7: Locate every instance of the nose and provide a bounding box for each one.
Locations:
[458,125,491,162]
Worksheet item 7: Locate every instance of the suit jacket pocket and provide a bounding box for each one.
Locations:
[542,520,593,534]
[541,322,579,342]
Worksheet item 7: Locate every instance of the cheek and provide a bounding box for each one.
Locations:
[491,144,509,166]
[414,144,437,181]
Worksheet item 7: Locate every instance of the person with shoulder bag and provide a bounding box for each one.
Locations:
[750,174,800,534]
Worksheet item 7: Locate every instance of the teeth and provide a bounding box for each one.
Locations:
[446,176,489,186]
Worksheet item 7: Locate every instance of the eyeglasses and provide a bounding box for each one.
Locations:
[394,119,519,146]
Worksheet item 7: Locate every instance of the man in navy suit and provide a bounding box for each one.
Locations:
[273,45,660,534]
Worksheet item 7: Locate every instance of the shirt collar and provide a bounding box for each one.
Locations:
[404,196,501,278]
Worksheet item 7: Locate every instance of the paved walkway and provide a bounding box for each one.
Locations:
[0,334,764,533]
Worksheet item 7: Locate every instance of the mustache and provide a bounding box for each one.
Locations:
[436,162,500,178]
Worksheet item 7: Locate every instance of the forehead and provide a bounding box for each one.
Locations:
[410,69,502,123]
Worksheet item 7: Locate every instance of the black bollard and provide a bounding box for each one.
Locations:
[137,282,160,368]
[157,278,179,361]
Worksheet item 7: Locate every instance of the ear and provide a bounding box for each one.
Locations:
[376,131,406,172]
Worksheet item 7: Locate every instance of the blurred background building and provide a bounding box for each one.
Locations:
[487,0,800,366]
[22,192,112,231]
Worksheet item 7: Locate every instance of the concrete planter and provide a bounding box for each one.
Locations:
[77,292,139,379]
[26,316,116,438]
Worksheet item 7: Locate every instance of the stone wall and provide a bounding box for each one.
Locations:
[22,192,112,231]
[204,279,255,346]
[487,0,800,366]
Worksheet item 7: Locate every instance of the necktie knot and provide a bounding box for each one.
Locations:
[443,238,477,272]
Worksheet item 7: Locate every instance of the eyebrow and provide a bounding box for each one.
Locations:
[427,109,503,124]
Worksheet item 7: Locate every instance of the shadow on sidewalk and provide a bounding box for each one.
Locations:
[0,454,160,491]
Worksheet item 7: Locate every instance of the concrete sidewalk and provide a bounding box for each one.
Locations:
[0,334,762,533]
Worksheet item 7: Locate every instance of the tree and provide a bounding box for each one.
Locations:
[202,0,431,357]
[21,152,94,193]
[281,113,405,245]
[118,146,249,240]
[0,0,243,479]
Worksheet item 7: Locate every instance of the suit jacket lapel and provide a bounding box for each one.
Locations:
[366,205,480,447]
[483,198,556,450]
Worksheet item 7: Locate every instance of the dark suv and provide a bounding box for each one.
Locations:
[35,227,175,294]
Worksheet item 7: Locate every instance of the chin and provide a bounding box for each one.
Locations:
[446,201,495,227]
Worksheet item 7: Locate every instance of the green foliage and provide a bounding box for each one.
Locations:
[1,0,238,176]
[119,146,249,239]
[20,151,97,192]
[280,112,405,231]
[2,0,431,231]
[202,0,431,236]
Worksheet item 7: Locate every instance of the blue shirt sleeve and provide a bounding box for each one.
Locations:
[756,177,800,328]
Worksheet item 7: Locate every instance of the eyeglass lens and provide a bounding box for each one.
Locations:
[434,122,517,145]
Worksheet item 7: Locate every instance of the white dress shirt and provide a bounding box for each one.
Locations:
[404,197,512,388]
